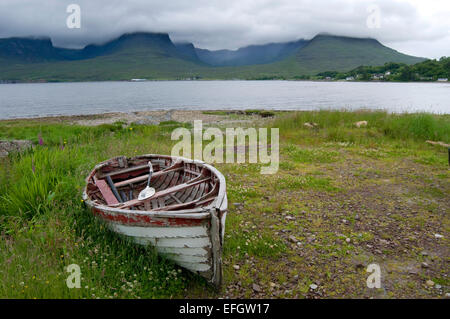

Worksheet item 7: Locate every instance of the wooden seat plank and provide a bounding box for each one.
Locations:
[120,177,211,209]
[98,164,149,179]
[114,167,183,188]
[95,179,119,205]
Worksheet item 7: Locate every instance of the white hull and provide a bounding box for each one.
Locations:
[110,223,213,273]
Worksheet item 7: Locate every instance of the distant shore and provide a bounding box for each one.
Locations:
[1,78,448,85]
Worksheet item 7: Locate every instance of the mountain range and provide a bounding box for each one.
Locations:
[0,32,426,81]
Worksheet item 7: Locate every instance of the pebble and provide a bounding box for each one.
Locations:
[269,282,276,288]
[421,251,428,256]
[435,284,442,289]
[296,241,302,246]
[434,234,444,239]
[288,235,298,243]
[307,236,315,242]
[309,284,318,290]
[285,215,295,220]
[252,283,262,292]
[426,280,435,287]
[421,262,429,269]
[445,293,450,298]
[345,238,351,243]
[233,265,240,271]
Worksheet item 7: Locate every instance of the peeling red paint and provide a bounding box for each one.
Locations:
[92,208,208,227]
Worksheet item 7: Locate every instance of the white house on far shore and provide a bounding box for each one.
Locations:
[437,78,448,82]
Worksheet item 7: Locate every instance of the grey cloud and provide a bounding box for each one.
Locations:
[0,0,448,58]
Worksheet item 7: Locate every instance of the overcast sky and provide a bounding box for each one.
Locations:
[0,0,449,58]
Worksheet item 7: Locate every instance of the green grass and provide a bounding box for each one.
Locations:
[274,110,450,143]
[275,175,339,192]
[0,110,449,299]
[285,145,339,163]
[224,229,287,259]
[0,122,200,298]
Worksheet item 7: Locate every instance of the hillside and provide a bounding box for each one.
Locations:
[0,32,427,81]
[0,33,207,81]
[316,56,450,81]
[398,56,450,81]
[195,39,308,66]
[291,34,425,74]
[191,34,427,79]
[0,37,63,63]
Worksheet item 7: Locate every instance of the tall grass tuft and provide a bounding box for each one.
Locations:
[382,113,450,141]
[273,110,449,142]
[0,147,86,220]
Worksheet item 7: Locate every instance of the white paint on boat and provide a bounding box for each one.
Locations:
[102,209,215,278]
[163,254,209,263]
[132,235,211,248]
[110,224,209,238]
[176,261,212,272]
[156,246,210,256]
[220,211,227,243]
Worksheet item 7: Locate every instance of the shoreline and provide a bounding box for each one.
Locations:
[0,110,270,126]
[1,108,449,125]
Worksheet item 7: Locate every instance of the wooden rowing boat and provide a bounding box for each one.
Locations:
[82,154,228,287]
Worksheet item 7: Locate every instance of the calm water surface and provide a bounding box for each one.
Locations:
[0,81,448,119]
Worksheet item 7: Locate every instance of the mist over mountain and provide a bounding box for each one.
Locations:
[0,32,189,62]
[194,39,309,66]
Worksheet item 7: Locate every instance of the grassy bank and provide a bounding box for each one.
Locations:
[0,110,449,298]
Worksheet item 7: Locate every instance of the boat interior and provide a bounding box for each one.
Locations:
[85,156,221,211]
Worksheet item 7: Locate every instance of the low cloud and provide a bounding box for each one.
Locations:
[0,0,448,58]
